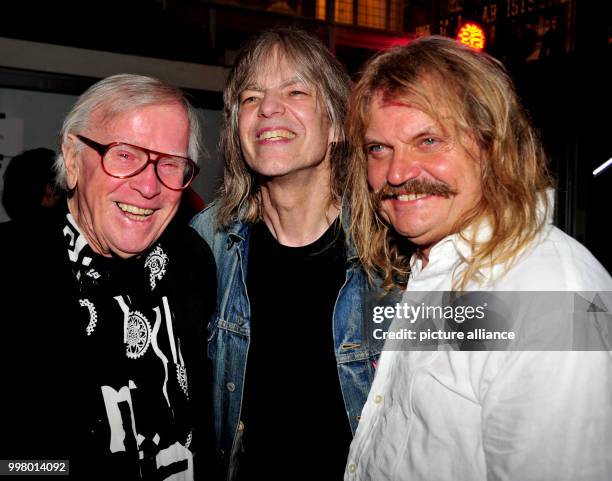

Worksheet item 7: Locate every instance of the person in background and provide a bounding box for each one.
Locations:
[190,28,379,480]
[344,35,612,481]
[0,74,217,480]
[2,147,62,220]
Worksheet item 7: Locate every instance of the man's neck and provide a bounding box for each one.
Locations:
[259,169,339,247]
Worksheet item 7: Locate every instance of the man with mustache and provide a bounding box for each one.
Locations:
[344,36,612,480]
[190,28,378,480]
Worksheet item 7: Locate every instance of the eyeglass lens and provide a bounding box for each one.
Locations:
[104,144,193,189]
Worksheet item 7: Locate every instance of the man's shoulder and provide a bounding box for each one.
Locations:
[190,202,226,245]
[0,212,61,255]
[501,225,612,291]
[189,201,251,256]
[166,220,215,266]
[541,225,612,289]
[190,201,219,225]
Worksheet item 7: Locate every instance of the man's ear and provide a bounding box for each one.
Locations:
[62,135,79,190]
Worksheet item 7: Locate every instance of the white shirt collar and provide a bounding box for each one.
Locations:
[408,189,555,290]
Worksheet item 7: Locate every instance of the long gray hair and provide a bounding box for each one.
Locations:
[216,27,351,227]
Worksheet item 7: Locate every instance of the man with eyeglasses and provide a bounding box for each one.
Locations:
[0,74,217,480]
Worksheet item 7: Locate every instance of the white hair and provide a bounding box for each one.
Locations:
[55,73,203,189]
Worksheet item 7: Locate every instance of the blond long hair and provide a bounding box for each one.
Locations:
[347,36,553,290]
[215,28,351,227]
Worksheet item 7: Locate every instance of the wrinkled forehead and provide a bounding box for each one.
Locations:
[90,99,187,130]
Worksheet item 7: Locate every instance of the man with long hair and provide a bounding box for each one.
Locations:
[191,28,378,480]
[344,36,612,480]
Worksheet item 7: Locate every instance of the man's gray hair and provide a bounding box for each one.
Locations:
[55,73,203,190]
[216,27,351,227]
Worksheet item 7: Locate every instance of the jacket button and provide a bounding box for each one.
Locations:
[348,463,357,473]
[227,382,236,392]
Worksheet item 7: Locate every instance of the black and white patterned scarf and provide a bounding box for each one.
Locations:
[63,212,195,480]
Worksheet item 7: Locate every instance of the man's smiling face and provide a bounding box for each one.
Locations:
[64,102,189,258]
[365,91,482,255]
[237,47,334,180]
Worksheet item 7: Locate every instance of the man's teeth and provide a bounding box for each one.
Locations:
[257,130,296,141]
[397,193,428,201]
[117,203,154,217]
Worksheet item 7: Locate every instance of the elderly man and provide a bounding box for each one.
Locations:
[190,28,378,480]
[345,36,612,480]
[0,74,216,480]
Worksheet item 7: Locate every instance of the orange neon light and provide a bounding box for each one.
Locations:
[457,23,486,51]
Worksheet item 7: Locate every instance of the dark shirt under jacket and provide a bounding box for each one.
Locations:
[238,219,353,480]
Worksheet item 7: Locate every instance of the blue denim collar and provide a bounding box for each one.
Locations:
[223,203,359,261]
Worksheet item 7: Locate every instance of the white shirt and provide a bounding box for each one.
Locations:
[345,222,612,481]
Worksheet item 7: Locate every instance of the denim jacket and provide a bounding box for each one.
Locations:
[190,203,380,480]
